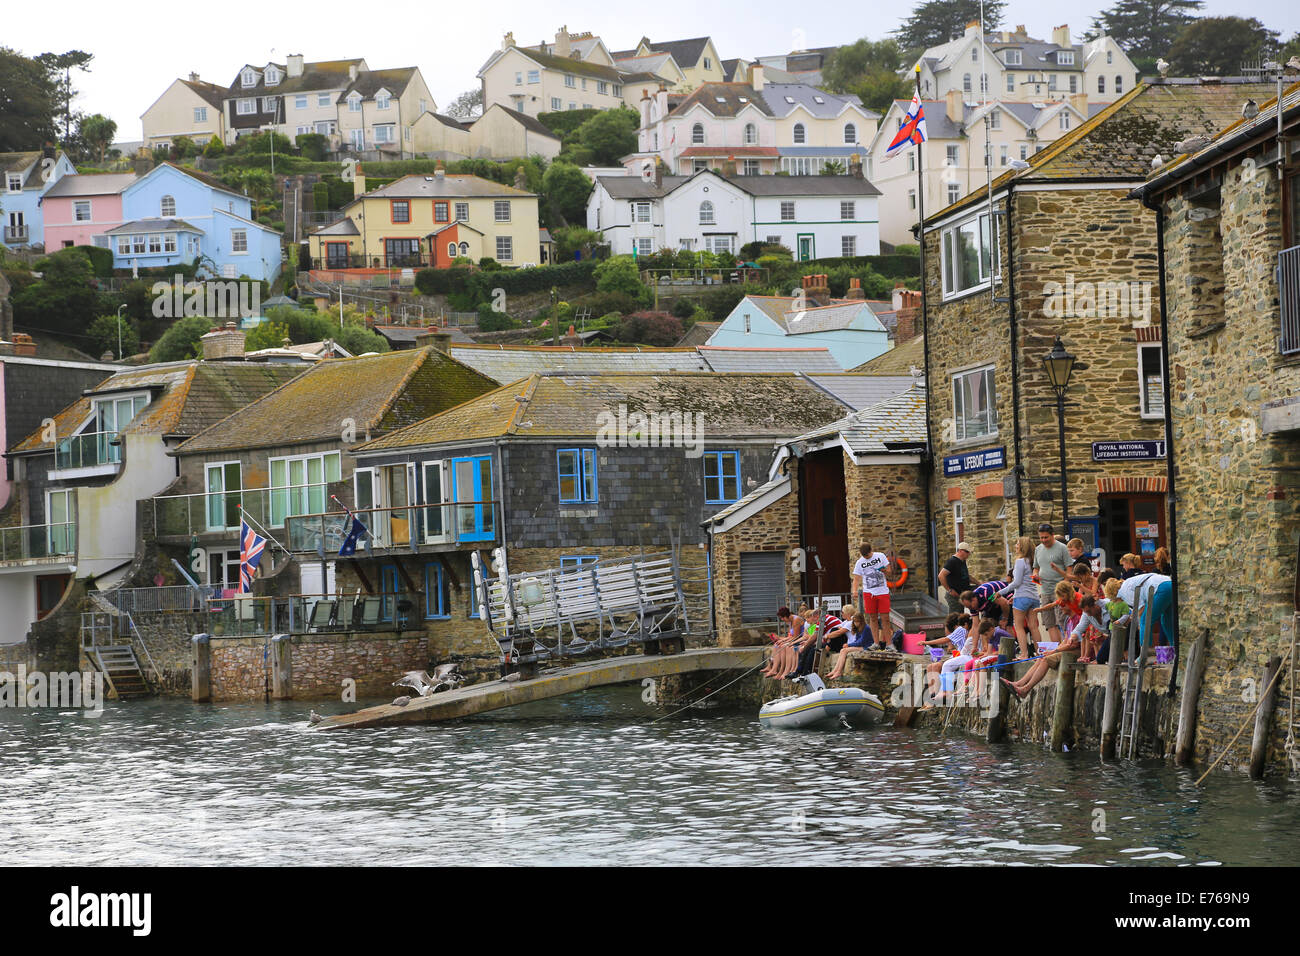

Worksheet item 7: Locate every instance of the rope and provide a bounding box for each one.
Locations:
[1288,615,1299,774]
[650,659,769,723]
[1194,640,1294,786]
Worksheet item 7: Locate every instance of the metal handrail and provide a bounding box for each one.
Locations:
[151,489,276,538]
[284,499,501,553]
[202,590,418,636]
[55,430,122,470]
[1280,244,1300,356]
[0,521,77,562]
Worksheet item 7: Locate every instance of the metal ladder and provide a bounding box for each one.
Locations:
[1118,585,1157,759]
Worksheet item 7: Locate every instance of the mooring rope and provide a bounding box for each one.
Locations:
[650,659,769,724]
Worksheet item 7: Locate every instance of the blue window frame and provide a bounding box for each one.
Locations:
[557,448,598,503]
[379,564,403,622]
[560,555,598,571]
[451,455,495,542]
[424,562,450,619]
[704,451,741,504]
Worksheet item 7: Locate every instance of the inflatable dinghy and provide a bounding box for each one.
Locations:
[759,674,885,730]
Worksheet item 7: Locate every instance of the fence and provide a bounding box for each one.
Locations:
[285,499,500,554]
[56,431,121,470]
[152,489,276,539]
[640,267,769,287]
[96,585,207,615]
[203,592,417,637]
[0,521,77,563]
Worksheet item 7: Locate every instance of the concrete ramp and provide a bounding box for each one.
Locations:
[311,647,765,730]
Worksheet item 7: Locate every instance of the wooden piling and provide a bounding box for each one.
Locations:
[1174,632,1208,767]
[1249,655,1283,779]
[1100,622,1126,759]
[191,634,210,703]
[987,636,1015,743]
[271,634,293,700]
[1050,648,1079,752]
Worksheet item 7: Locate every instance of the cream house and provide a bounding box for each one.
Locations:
[224,56,369,145]
[307,167,541,269]
[867,89,1099,246]
[479,28,673,117]
[913,22,1138,105]
[335,67,437,157]
[140,75,228,149]
[408,104,562,162]
[615,36,725,91]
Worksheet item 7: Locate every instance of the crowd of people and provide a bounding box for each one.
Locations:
[761,524,1177,700]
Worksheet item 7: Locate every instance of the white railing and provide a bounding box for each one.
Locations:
[1280,245,1300,356]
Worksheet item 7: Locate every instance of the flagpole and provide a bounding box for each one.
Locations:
[915,62,938,600]
[237,504,292,559]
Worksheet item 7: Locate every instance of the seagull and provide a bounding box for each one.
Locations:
[1242,99,1259,119]
[1156,58,1170,77]
[1009,159,1031,170]
[394,670,437,697]
[1286,56,1300,74]
[1151,154,1164,170]
[392,695,412,707]
[1175,134,1211,154]
[309,711,323,725]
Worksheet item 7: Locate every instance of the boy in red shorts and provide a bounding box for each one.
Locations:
[852,542,892,652]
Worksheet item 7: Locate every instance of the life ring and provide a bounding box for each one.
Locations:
[886,558,909,589]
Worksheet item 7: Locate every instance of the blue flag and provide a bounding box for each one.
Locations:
[338,514,368,557]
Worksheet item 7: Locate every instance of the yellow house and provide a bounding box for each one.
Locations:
[335,67,437,157]
[307,168,541,269]
[140,75,227,149]
[628,36,725,91]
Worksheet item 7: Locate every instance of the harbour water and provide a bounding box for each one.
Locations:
[2,687,1298,866]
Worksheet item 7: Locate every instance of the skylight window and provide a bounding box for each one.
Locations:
[738,96,748,102]
[813,96,824,104]
[785,96,795,104]
[716,96,726,103]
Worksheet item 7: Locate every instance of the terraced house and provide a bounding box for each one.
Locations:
[306,166,541,269]
[1,148,77,250]
[918,76,1274,584]
[1131,79,1300,775]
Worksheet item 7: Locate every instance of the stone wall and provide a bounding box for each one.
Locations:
[1161,159,1300,774]
[842,455,930,594]
[924,187,1168,582]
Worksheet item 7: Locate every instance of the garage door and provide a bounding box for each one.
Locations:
[740,551,785,623]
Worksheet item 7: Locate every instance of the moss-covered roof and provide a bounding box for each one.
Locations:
[851,336,924,374]
[175,348,499,455]
[355,371,852,452]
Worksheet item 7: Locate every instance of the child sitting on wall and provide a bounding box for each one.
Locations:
[1071,595,1107,664]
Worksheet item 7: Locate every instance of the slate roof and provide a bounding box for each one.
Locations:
[791,384,927,455]
[0,152,39,175]
[672,83,773,118]
[701,473,792,531]
[675,321,720,347]
[640,37,712,68]
[104,218,202,235]
[759,83,875,119]
[932,78,1279,220]
[374,325,475,347]
[594,170,879,199]
[356,372,852,451]
[515,47,625,82]
[446,344,707,382]
[175,348,498,455]
[227,59,367,96]
[311,217,360,236]
[43,172,138,198]
[851,335,925,374]
[804,374,917,410]
[697,346,843,373]
[8,362,304,454]
[179,78,228,109]
[353,173,534,201]
[339,67,419,102]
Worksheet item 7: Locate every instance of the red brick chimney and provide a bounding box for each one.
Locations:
[893,291,922,341]
[845,277,865,300]
[560,324,583,348]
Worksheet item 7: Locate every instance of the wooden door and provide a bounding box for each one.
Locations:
[799,449,849,593]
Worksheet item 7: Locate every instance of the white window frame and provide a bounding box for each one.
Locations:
[269,452,341,528]
[743,123,757,145]
[632,201,650,223]
[551,97,562,111]
[294,95,308,110]
[348,95,361,113]
[319,93,332,107]
[6,174,21,192]
[1057,51,1074,66]
[945,144,959,166]
[634,237,654,257]
[699,200,715,225]
[205,461,243,531]
[527,70,540,84]
[952,364,998,443]
[841,235,856,256]
[743,159,760,175]
[692,123,704,145]
[844,122,857,144]
[164,234,177,253]
[1138,343,1165,419]
[241,69,257,87]
[953,501,965,550]
[1004,49,1022,66]
[46,488,75,555]
[231,228,248,254]
[493,200,511,222]
[237,98,256,115]
[420,460,454,544]
[792,123,805,144]
[565,74,576,88]
[840,201,855,221]
[597,81,608,94]
[160,195,176,217]
[376,92,391,110]
[73,200,91,222]
[779,200,795,221]
[374,124,396,143]
[193,107,207,123]
[940,210,999,299]
[495,235,513,261]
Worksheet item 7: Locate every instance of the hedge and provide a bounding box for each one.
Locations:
[804,254,920,278]
[415,260,597,302]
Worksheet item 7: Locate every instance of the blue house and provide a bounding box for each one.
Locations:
[1,150,76,250]
[112,163,282,282]
[708,293,890,370]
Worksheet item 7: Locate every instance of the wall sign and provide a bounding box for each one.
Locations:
[1091,440,1166,461]
[943,446,1005,477]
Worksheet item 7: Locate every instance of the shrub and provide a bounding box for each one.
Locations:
[296,132,329,161]
[478,257,502,271]
[593,256,650,307]
[669,298,696,319]
[578,290,641,317]
[696,285,748,322]
[893,243,920,257]
[476,302,514,332]
[150,315,213,362]
[311,182,330,211]
[614,311,683,347]
[203,138,225,158]
[73,244,114,277]
[87,314,140,359]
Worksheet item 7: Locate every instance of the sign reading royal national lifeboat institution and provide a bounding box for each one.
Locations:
[942,446,1005,477]
[1091,440,1166,461]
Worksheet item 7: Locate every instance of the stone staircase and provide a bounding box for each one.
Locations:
[87,644,151,700]
[80,608,159,700]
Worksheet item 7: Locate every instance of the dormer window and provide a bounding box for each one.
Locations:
[160,195,175,217]
[376,90,391,110]
[264,66,280,86]
[1004,49,1021,66]
[6,174,21,192]
[241,69,258,87]
[348,94,361,113]
[1057,51,1074,66]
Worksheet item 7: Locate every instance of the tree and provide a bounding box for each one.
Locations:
[150,315,213,362]
[541,161,592,227]
[10,248,103,337]
[551,225,603,262]
[244,320,290,352]
[34,50,92,141]
[295,132,328,160]
[1168,17,1279,75]
[614,311,683,347]
[594,255,651,307]
[444,89,483,119]
[572,108,639,166]
[87,313,140,359]
[78,113,117,164]
[1089,0,1204,74]
[203,137,225,158]
[822,38,913,114]
[0,47,58,150]
[894,0,1007,53]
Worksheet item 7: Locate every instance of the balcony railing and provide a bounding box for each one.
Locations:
[55,430,122,470]
[1280,245,1300,356]
[3,225,29,243]
[204,591,417,636]
[285,500,499,555]
[0,521,77,563]
[152,490,275,539]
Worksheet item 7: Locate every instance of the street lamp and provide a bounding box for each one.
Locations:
[1043,336,1076,525]
[116,303,127,359]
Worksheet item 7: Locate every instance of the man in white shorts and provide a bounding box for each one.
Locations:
[851,542,892,651]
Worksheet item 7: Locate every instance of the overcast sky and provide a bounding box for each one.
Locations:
[7,0,1300,140]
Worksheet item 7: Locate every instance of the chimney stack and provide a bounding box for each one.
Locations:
[653,156,664,188]
[353,162,366,198]
[555,26,572,58]
[848,153,863,179]
[434,161,446,179]
[416,329,453,353]
[845,277,865,300]
[1051,24,1071,47]
[893,290,922,341]
[10,333,36,357]
[946,88,964,123]
[1068,91,1088,116]
[133,147,152,179]
[348,64,358,81]
[188,72,200,83]
[965,20,981,37]
[722,155,737,177]
[751,64,765,90]
[502,31,516,51]
[560,324,582,348]
[286,54,304,78]
[201,322,246,361]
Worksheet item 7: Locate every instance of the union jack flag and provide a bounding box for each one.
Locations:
[238,519,267,594]
[885,94,927,157]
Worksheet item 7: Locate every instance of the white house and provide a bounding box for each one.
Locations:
[587,165,881,259]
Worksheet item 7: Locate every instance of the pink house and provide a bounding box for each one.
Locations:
[40,173,137,250]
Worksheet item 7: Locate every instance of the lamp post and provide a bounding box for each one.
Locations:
[1043,336,1076,526]
[116,303,127,359]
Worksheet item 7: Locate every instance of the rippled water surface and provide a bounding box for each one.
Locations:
[2,688,1298,865]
